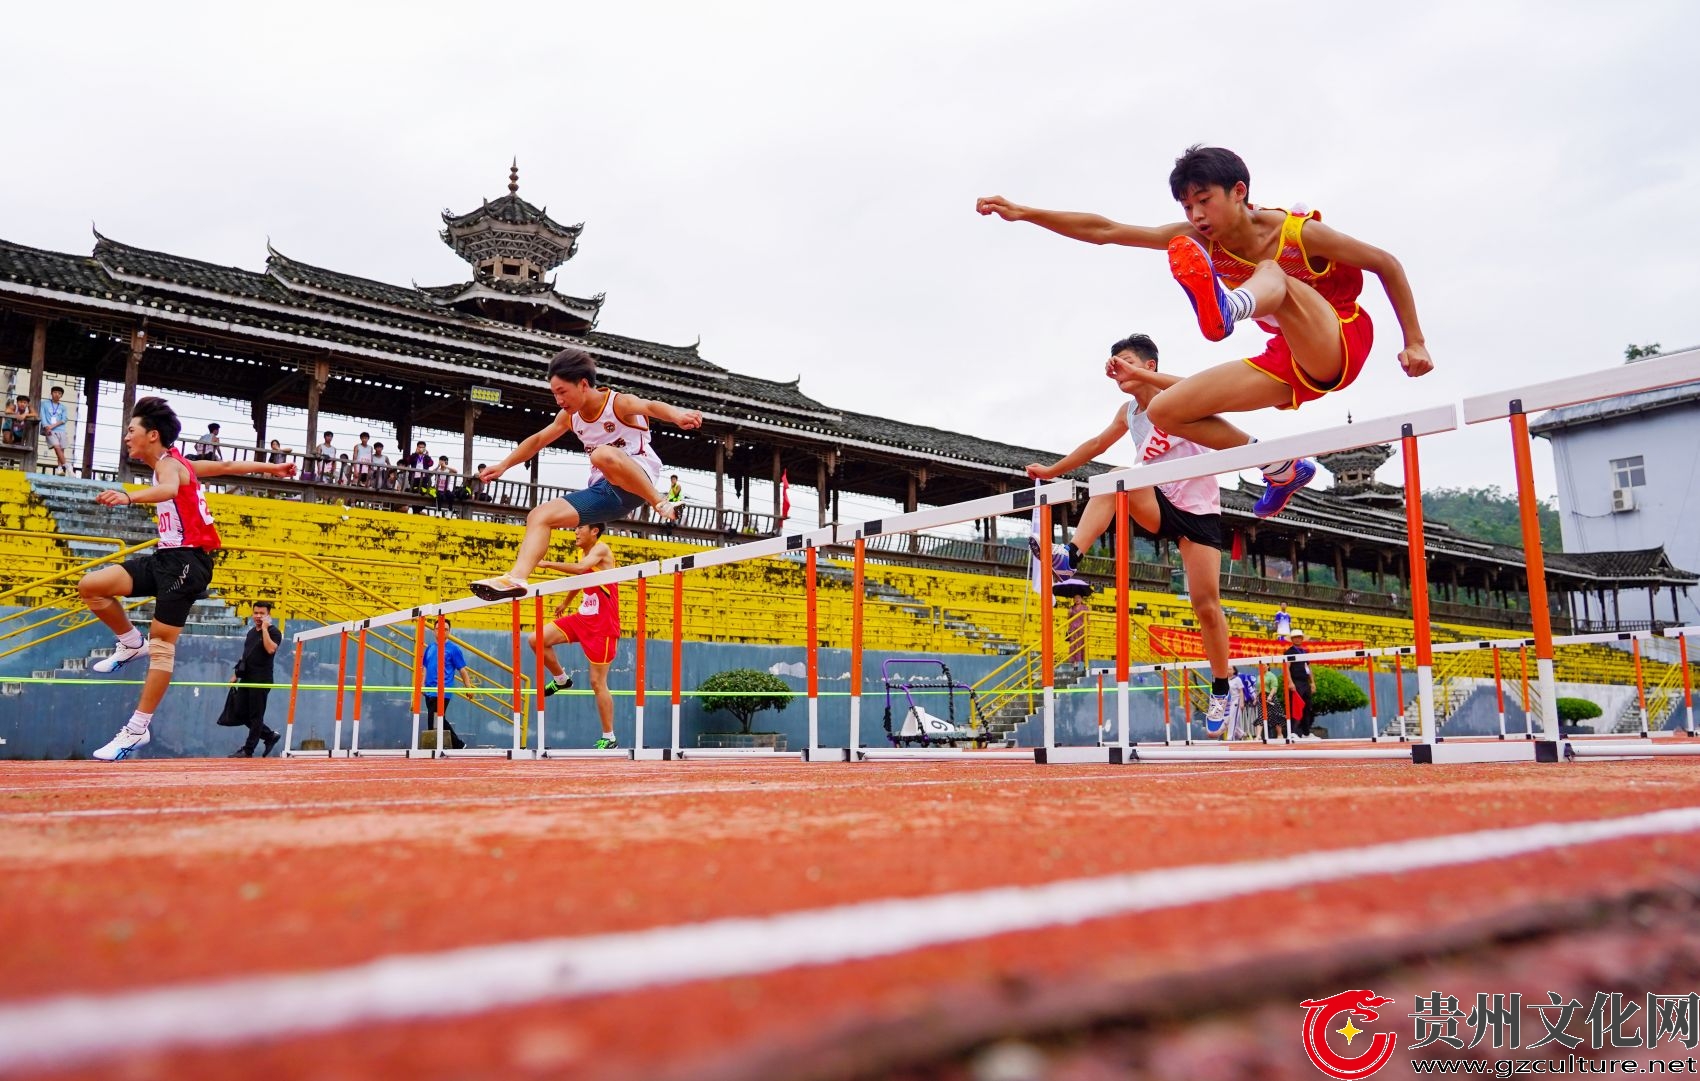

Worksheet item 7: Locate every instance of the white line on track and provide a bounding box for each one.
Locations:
[0,765,1312,820]
[2,805,1697,1072]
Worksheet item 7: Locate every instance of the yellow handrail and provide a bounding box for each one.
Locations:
[0,537,155,609]
[0,601,149,664]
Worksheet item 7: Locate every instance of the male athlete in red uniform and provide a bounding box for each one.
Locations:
[80,397,225,760]
[524,522,622,749]
[978,145,1432,517]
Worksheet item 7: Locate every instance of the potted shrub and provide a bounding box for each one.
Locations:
[1556,696,1603,736]
[697,668,795,751]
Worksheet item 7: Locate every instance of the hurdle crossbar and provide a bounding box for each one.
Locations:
[1462,347,1700,745]
[1085,404,1458,498]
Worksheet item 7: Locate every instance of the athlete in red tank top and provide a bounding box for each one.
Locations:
[978,145,1431,521]
[524,522,625,750]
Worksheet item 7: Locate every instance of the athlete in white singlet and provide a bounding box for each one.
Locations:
[471,347,702,602]
[1024,333,1255,736]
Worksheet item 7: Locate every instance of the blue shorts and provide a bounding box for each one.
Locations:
[565,478,648,526]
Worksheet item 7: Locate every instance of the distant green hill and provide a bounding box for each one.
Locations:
[1421,486,1562,551]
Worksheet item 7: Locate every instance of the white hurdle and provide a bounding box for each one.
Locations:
[1663,625,1699,737]
[1084,403,1509,764]
[1464,346,1700,761]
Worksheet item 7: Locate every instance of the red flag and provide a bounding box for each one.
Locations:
[1230,530,1245,562]
[780,470,791,522]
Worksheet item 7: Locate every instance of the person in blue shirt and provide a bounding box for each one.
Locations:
[420,625,469,749]
[41,386,70,471]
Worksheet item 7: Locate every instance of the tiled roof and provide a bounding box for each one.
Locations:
[1546,548,1699,584]
[0,237,121,297]
[94,232,285,301]
[441,193,583,239]
[1531,348,1700,436]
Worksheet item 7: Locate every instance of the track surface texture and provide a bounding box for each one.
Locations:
[3,754,1700,1080]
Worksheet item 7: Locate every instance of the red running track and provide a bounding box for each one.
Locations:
[2,755,1699,1080]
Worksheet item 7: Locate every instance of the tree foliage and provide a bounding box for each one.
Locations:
[1308,666,1369,716]
[698,668,795,733]
[1556,697,1603,723]
[1624,343,1662,361]
[1421,486,1562,551]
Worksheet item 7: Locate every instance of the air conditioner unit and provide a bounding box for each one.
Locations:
[1611,487,1635,513]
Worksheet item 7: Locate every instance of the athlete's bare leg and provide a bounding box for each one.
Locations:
[589,446,673,523]
[588,659,614,736]
[77,565,138,637]
[526,622,571,679]
[1178,537,1231,680]
[1234,260,1349,388]
[1143,360,1290,450]
[135,621,183,713]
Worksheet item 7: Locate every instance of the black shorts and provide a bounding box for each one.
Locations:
[1152,489,1224,549]
[120,547,214,628]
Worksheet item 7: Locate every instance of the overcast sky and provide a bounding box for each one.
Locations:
[3,0,1696,514]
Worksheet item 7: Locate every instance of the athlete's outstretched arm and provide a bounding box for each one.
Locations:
[614,394,702,431]
[1298,221,1432,377]
[95,455,186,506]
[191,459,296,480]
[478,411,576,483]
[1025,406,1129,480]
[976,196,1193,249]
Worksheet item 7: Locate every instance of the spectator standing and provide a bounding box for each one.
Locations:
[1284,628,1317,739]
[219,601,283,756]
[1274,602,1291,640]
[189,423,222,461]
[266,438,291,465]
[313,432,336,482]
[432,455,462,514]
[40,386,70,471]
[370,442,392,490]
[351,432,374,485]
[405,441,434,493]
[420,628,469,749]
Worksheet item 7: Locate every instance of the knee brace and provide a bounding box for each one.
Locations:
[147,636,178,673]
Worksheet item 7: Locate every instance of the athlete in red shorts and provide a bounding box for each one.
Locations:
[978,145,1432,518]
[524,522,621,749]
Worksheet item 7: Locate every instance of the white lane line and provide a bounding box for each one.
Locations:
[2,805,1696,1072]
[0,766,1307,821]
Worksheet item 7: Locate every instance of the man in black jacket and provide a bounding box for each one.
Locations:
[221,600,283,757]
[1284,628,1318,739]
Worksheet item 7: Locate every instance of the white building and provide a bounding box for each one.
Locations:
[1531,346,1700,627]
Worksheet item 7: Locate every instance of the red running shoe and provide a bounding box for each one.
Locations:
[1168,235,1234,342]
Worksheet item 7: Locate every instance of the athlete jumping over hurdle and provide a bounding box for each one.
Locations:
[979,145,1432,518]
[471,348,701,602]
[524,522,620,750]
[1024,333,1241,735]
[80,398,226,760]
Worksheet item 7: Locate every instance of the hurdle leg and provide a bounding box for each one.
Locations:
[509,600,527,759]
[1633,638,1650,738]
[350,627,367,755]
[631,575,667,759]
[1115,490,1131,753]
[1039,502,1055,753]
[671,571,683,757]
[331,629,348,758]
[283,640,303,756]
[434,614,448,759]
[533,595,547,756]
[1520,645,1534,739]
[1403,425,1438,751]
[1508,408,1561,748]
[850,538,865,759]
[1366,655,1379,743]
[1161,669,1172,744]
[1492,646,1507,740]
[408,616,425,757]
[1681,634,1696,736]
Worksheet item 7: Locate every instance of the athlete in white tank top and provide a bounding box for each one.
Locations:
[472,348,704,604]
[1122,400,1220,516]
[571,390,665,486]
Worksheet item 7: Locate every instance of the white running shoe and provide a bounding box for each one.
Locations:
[92,639,149,674]
[93,725,151,761]
[1204,692,1233,738]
